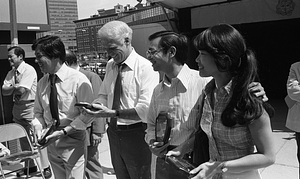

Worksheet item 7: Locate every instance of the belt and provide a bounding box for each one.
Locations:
[115,122,146,131]
[167,145,178,151]
[14,100,34,104]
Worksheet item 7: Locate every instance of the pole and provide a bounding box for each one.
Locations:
[9,0,18,46]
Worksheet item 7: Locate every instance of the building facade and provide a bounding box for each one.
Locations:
[38,0,78,51]
[0,0,51,125]
[74,3,177,60]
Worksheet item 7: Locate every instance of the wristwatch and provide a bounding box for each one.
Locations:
[61,128,67,135]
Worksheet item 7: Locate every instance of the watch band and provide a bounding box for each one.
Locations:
[61,128,67,135]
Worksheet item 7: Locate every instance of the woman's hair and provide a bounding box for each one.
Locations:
[194,24,274,127]
[148,31,189,64]
[32,35,66,63]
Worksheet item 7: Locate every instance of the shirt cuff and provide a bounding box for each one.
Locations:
[145,132,155,144]
[70,115,94,130]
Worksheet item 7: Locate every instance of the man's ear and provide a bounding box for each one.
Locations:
[124,37,130,45]
[169,46,176,58]
[19,54,24,60]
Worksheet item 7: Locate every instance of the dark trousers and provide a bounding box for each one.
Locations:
[107,123,151,179]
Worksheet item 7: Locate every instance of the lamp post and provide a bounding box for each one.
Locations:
[81,29,87,59]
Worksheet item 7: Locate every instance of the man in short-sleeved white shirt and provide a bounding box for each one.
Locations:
[2,46,38,175]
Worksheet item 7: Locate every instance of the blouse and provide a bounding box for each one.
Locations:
[201,79,255,179]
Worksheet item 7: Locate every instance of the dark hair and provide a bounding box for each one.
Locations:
[194,24,274,127]
[8,46,25,59]
[148,31,188,64]
[32,35,66,63]
[65,49,78,66]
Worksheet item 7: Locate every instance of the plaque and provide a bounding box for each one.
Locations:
[155,112,172,144]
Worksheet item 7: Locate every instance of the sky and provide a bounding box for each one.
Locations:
[77,0,146,19]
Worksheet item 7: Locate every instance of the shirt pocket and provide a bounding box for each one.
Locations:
[59,95,75,114]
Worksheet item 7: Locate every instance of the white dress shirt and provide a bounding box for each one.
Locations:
[34,63,94,130]
[93,48,160,125]
[2,61,37,101]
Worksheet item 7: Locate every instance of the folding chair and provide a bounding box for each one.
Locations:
[0,123,45,179]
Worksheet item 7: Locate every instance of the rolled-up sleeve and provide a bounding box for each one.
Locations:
[145,87,158,144]
[70,81,94,130]
[34,80,47,128]
[135,65,160,122]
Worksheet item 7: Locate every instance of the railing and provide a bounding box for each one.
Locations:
[117,6,176,25]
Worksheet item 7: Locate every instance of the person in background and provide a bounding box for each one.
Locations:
[145,30,268,179]
[1,46,41,177]
[286,61,300,177]
[32,35,94,179]
[82,20,160,179]
[170,24,276,179]
[65,49,105,179]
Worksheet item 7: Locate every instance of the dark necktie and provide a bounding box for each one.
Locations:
[49,74,60,127]
[14,69,19,84]
[110,63,125,129]
[13,69,20,101]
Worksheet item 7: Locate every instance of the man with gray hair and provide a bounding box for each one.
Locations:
[82,20,160,179]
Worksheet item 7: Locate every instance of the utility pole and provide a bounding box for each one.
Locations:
[9,0,18,46]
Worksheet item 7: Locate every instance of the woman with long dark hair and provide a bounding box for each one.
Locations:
[171,24,276,179]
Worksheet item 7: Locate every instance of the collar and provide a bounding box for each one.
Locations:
[204,78,233,96]
[161,64,190,90]
[113,48,137,71]
[15,61,25,74]
[52,63,69,82]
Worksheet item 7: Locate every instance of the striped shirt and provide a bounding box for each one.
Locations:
[145,64,211,146]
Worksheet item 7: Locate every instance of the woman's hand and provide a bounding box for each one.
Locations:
[190,161,223,179]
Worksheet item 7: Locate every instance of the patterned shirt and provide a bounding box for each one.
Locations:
[201,79,255,164]
[145,64,211,146]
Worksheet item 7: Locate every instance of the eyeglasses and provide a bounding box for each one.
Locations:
[146,48,164,58]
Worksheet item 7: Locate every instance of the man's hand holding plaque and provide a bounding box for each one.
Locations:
[37,120,59,148]
[149,112,173,157]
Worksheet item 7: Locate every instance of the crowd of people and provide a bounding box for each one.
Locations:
[0,20,279,179]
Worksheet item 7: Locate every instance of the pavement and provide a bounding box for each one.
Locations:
[2,99,298,179]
